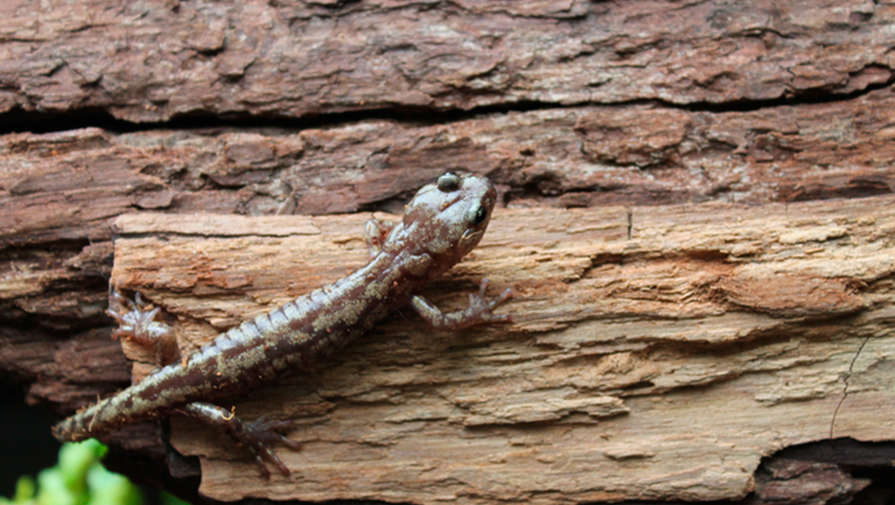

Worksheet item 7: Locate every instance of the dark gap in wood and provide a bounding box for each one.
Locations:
[657,65,895,113]
[1,69,892,136]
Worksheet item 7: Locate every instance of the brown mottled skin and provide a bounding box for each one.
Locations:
[53,172,511,477]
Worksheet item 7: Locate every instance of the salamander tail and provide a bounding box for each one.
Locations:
[52,408,94,441]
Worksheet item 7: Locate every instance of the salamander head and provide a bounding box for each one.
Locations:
[396,171,497,273]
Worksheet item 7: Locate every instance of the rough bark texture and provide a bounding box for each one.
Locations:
[1,1,894,504]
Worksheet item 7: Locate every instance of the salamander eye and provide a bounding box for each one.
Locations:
[468,204,488,225]
[437,172,461,192]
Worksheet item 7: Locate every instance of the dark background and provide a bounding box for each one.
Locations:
[0,383,60,496]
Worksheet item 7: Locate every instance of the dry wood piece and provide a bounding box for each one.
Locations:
[104,194,895,504]
[1,1,891,121]
[4,86,895,233]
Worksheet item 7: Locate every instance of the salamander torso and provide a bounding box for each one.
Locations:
[53,172,510,476]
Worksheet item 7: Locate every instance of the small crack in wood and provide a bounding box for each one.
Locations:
[830,334,873,438]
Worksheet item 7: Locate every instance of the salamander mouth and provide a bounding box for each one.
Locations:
[460,228,485,248]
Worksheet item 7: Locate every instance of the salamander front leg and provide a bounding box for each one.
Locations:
[411,278,512,329]
[177,402,302,478]
[106,287,177,366]
[364,218,396,257]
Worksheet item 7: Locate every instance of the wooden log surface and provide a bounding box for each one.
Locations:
[103,195,895,503]
[2,0,895,503]
[1,0,893,120]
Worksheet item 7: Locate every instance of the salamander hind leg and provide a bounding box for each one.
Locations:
[106,287,178,366]
[411,278,512,329]
[178,402,301,478]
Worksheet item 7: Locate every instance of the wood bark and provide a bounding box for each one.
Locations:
[1,1,894,504]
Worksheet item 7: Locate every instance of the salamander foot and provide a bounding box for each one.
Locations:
[106,287,177,366]
[179,403,301,478]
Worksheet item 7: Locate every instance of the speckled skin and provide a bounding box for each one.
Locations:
[52,172,510,476]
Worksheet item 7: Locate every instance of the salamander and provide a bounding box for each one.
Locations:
[52,172,511,477]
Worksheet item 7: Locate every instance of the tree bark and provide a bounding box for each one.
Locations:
[1,1,894,504]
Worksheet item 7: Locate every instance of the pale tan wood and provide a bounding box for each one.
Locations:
[107,195,895,503]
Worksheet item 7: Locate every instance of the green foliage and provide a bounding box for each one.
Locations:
[1,439,146,505]
[159,493,190,505]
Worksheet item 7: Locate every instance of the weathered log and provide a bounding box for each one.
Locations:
[94,194,894,503]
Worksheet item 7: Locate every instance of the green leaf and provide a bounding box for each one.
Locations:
[58,439,106,495]
[12,476,35,503]
[86,466,142,505]
[35,468,78,505]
